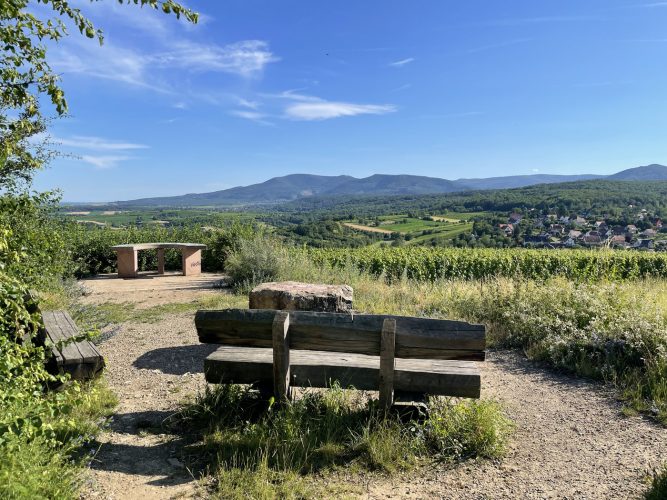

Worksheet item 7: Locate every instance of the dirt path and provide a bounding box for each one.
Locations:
[81,274,666,499]
[343,222,395,234]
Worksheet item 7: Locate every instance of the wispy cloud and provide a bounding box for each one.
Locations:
[237,97,261,109]
[388,57,414,67]
[53,38,278,90]
[229,110,273,126]
[467,38,531,53]
[149,40,279,77]
[54,134,148,168]
[80,155,132,169]
[389,83,412,92]
[55,135,148,151]
[640,2,667,6]
[285,101,396,121]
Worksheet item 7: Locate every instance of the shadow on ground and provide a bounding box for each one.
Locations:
[133,344,219,375]
[88,409,207,487]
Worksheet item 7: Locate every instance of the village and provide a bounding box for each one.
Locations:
[501,209,666,250]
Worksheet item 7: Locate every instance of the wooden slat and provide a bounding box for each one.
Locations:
[272,312,291,401]
[196,309,485,361]
[204,346,481,398]
[60,313,102,363]
[43,311,83,365]
[378,318,396,410]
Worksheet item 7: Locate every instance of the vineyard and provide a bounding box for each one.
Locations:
[310,246,667,281]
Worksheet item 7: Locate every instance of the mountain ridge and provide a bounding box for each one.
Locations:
[109,164,667,207]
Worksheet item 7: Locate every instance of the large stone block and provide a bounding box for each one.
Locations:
[249,281,353,313]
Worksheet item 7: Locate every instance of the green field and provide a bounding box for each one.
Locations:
[59,208,261,227]
[347,212,486,244]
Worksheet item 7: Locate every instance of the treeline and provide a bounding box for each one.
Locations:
[264,180,667,220]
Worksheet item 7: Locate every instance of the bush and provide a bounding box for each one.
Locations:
[0,192,69,288]
[225,235,290,291]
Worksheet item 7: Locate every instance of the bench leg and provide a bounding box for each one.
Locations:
[116,248,138,278]
[181,249,202,276]
[157,248,165,274]
[378,318,397,411]
[272,311,291,402]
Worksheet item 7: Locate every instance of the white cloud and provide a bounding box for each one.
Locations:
[53,37,278,90]
[172,101,188,109]
[80,155,132,169]
[56,135,148,151]
[388,57,414,67]
[150,40,278,77]
[229,110,273,125]
[285,101,396,121]
[237,97,260,109]
[54,134,148,168]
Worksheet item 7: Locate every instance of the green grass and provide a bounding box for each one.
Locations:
[177,384,512,498]
[646,464,667,500]
[0,379,117,499]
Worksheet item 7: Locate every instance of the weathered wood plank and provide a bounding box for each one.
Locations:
[378,318,396,410]
[204,346,481,398]
[272,311,291,401]
[43,311,83,365]
[42,310,105,380]
[196,309,485,360]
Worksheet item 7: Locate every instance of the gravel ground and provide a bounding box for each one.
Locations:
[79,275,667,499]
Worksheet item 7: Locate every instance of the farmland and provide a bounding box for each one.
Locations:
[340,212,488,244]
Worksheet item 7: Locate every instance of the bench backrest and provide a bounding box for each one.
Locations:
[196,308,485,361]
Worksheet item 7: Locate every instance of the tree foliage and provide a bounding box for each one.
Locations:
[0,0,197,190]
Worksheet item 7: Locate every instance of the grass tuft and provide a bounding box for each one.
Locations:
[646,463,667,500]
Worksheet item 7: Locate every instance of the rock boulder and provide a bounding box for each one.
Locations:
[249,281,353,313]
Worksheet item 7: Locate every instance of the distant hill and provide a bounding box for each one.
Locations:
[607,164,667,181]
[455,173,603,190]
[109,164,667,207]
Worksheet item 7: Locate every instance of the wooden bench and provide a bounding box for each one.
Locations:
[196,309,485,408]
[42,311,105,381]
[111,242,206,278]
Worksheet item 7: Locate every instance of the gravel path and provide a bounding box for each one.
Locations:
[79,275,667,499]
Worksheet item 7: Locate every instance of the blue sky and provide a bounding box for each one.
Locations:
[32,0,667,202]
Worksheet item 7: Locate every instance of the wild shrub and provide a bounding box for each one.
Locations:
[225,235,290,292]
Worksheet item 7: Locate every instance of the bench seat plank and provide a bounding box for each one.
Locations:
[111,242,206,251]
[43,311,84,365]
[205,346,481,398]
[42,310,105,380]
